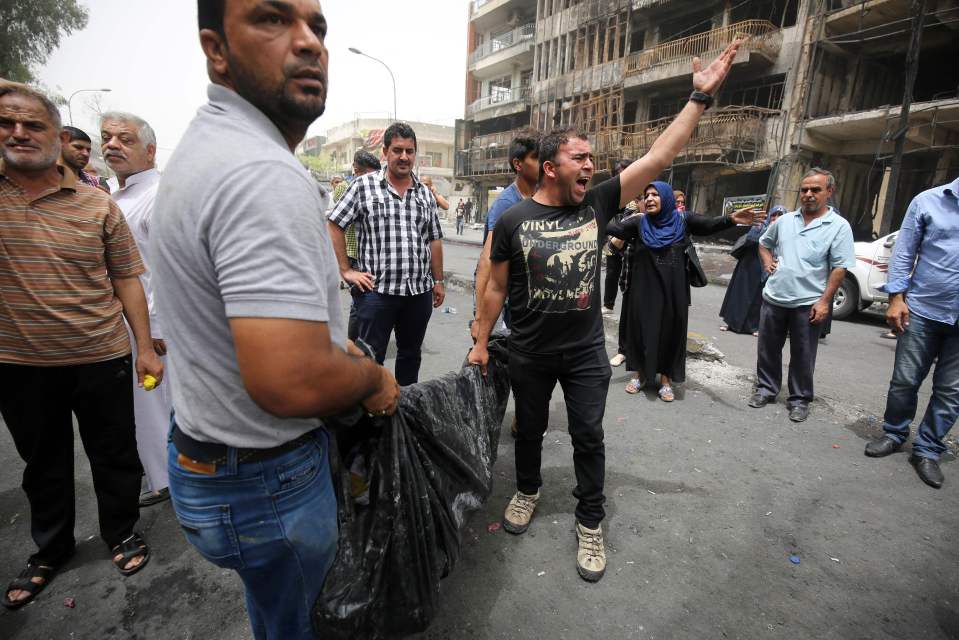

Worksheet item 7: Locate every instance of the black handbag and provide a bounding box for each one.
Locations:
[681,215,708,288]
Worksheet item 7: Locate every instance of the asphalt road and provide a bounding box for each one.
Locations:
[1,247,955,640]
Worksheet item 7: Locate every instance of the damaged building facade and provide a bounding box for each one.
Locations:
[455,0,959,238]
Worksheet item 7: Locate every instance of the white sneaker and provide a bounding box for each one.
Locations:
[503,491,539,534]
[575,522,607,582]
[609,353,626,367]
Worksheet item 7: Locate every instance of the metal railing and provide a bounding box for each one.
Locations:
[625,20,781,77]
[469,23,535,66]
[466,85,531,117]
[456,128,529,178]
[594,106,782,167]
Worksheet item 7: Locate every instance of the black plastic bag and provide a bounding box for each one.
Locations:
[313,338,510,639]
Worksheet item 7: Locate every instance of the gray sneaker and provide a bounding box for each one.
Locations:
[503,491,539,534]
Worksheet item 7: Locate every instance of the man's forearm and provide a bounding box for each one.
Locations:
[113,276,154,351]
[430,239,444,281]
[474,279,507,346]
[758,245,774,269]
[435,193,449,210]
[821,268,846,301]
[327,222,351,273]
[474,237,494,314]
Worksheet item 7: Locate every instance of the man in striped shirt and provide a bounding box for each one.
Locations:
[328,122,445,385]
[0,82,162,609]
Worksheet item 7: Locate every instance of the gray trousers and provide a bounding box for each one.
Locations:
[755,300,822,408]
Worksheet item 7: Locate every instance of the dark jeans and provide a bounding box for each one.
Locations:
[509,345,611,529]
[755,300,822,408]
[603,252,623,309]
[0,356,142,565]
[168,431,336,640]
[347,257,360,342]
[355,290,433,386]
[882,313,959,460]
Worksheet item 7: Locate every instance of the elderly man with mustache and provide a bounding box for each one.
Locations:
[100,111,172,509]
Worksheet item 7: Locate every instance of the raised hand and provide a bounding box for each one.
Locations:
[692,39,743,96]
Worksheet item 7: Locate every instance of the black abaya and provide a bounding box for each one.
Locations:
[609,213,734,384]
[720,239,765,334]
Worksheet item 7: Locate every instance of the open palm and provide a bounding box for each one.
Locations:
[692,39,743,95]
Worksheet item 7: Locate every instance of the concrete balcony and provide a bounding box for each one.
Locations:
[465,86,531,121]
[624,20,782,89]
[824,0,912,36]
[802,98,959,156]
[594,106,783,168]
[471,0,536,31]
[469,23,535,79]
[455,128,525,179]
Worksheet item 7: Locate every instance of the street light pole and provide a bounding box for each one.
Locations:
[67,88,111,126]
[348,47,397,122]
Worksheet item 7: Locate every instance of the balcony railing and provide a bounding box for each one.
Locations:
[469,23,535,66]
[466,85,531,117]
[625,20,781,77]
[594,106,781,167]
[456,128,528,178]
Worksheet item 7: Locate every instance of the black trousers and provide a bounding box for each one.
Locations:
[354,290,433,386]
[0,356,142,565]
[755,300,822,408]
[603,252,623,309]
[509,345,610,529]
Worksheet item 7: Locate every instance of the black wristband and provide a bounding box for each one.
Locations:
[689,91,714,110]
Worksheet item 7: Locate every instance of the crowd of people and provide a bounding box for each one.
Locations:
[0,0,956,638]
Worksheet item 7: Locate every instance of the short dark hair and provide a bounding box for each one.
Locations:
[62,125,91,143]
[353,150,380,171]
[612,159,632,176]
[537,126,588,182]
[197,0,226,36]
[508,128,540,173]
[383,122,417,151]
[0,82,62,129]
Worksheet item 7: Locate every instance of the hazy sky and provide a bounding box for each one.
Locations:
[38,0,469,167]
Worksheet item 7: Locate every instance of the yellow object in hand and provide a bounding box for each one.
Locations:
[143,375,157,391]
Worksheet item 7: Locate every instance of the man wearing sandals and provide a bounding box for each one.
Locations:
[152,2,399,638]
[0,82,161,609]
[469,40,743,583]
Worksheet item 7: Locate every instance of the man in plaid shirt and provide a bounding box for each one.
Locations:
[328,122,445,386]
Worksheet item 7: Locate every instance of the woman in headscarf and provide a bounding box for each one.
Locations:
[608,181,763,402]
[719,205,786,335]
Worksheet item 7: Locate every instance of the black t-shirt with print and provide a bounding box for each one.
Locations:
[490,175,621,354]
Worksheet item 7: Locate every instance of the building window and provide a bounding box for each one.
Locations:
[425,151,442,167]
[724,75,786,110]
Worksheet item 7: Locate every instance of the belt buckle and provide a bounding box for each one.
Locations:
[177,453,217,475]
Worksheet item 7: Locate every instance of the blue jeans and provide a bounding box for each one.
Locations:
[354,289,433,386]
[882,313,959,460]
[167,431,337,640]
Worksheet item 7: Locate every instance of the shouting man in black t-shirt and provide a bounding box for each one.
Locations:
[468,39,742,583]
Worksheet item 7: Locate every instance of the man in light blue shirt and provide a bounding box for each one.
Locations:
[864,176,959,489]
[748,168,856,422]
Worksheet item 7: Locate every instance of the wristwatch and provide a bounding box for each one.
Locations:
[434,279,445,285]
[689,90,714,110]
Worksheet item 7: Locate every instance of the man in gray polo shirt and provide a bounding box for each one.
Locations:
[151,2,398,638]
[748,168,855,423]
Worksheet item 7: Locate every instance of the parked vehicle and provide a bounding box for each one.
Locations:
[833,231,898,320]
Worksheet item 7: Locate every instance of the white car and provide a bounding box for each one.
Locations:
[833,231,898,319]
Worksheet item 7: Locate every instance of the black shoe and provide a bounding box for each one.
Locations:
[748,392,772,408]
[788,405,809,422]
[910,455,944,489]
[864,436,902,458]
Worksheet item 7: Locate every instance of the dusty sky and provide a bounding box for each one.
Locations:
[37,0,469,167]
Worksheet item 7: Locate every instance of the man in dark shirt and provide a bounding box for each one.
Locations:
[469,39,741,582]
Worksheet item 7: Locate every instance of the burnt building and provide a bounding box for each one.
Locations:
[456,0,959,237]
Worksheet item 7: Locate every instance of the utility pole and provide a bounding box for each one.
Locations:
[878,0,926,236]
